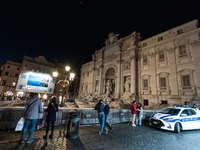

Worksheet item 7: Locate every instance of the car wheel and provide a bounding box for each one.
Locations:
[174,123,180,133]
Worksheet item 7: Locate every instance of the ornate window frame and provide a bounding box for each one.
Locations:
[175,40,192,63]
[141,51,150,69]
[178,68,195,95]
[141,74,151,95]
[156,47,168,67]
[157,72,170,95]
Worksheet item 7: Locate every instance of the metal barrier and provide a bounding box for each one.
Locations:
[0,108,153,133]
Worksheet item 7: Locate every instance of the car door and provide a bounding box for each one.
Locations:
[187,109,200,129]
[180,109,194,129]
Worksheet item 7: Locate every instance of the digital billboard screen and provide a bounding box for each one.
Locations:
[27,75,49,87]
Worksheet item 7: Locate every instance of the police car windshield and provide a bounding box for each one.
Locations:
[159,108,181,115]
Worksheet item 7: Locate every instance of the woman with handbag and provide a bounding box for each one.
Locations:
[43,97,58,139]
[136,103,143,126]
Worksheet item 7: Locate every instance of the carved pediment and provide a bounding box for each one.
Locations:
[105,32,119,47]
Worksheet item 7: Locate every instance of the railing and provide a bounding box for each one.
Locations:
[0,108,153,133]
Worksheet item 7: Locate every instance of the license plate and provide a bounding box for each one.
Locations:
[153,121,158,124]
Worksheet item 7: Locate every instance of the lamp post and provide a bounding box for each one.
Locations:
[53,65,75,107]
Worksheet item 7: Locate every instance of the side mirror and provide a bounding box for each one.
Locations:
[180,114,187,117]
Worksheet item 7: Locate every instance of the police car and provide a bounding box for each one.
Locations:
[149,105,200,133]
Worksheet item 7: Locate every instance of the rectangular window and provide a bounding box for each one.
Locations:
[49,88,52,92]
[18,85,23,89]
[143,42,147,47]
[86,85,88,90]
[144,99,148,106]
[177,29,183,35]
[161,100,168,104]
[17,67,20,70]
[179,45,187,56]
[5,72,9,76]
[1,80,6,86]
[183,75,190,86]
[160,78,166,87]
[159,50,165,61]
[15,73,18,77]
[158,36,163,41]
[20,74,26,79]
[143,79,148,87]
[143,55,147,64]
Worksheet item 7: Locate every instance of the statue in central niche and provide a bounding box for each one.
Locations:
[106,80,112,96]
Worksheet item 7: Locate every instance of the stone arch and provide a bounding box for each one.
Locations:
[103,66,117,96]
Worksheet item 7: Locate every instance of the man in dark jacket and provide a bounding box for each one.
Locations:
[94,100,108,134]
[19,93,43,144]
[104,101,113,131]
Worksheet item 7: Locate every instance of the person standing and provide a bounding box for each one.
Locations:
[94,100,108,134]
[104,101,113,131]
[19,93,43,144]
[130,101,138,127]
[37,100,44,130]
[136,103,143,126]
[43,97,58,139]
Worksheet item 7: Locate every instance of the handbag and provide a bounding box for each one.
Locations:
[15,117,25,131]
[15,99,38,131]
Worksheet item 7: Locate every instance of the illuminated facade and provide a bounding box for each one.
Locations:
[79,20,200,108]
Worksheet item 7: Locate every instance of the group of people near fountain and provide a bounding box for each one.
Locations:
[94,99,114,134]
[94,99,143,134]
[19,93,58,144]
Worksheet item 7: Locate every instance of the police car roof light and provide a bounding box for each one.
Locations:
[173,105,189,108]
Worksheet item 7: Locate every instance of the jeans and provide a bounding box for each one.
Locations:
[105,115,112,130]
[136,116,142,125]
[131,114,136,125]
[20,119,37,141]
[98,113,106,133]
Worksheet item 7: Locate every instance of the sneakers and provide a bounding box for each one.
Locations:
[105,129,108,135]
[99,131,101,134]
[40,124,44,128]
[132,124,136,127]
[19,140,24,144]
[27,139,34,144]
[37,126,39,130]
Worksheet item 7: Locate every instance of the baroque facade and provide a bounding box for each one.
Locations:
[78,20,200,108]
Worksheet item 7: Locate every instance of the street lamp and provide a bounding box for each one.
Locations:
[53,65,75,107]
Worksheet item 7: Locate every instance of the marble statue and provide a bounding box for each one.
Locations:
[106,80,112,96]
[124,78,131,92]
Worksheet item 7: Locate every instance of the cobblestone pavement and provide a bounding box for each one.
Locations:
[1,121,200,150]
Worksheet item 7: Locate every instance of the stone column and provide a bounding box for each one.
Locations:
[98,65,103,94]
[168,48,179,96]
[130,55,136,94]
[191,40,200,96]
[116,60,121,98]
[90,68,95,94]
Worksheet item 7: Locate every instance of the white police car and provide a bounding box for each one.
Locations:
[149,105,200,133]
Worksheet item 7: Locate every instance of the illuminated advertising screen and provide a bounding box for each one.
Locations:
[16,71,55,94]
[27,75,49,87]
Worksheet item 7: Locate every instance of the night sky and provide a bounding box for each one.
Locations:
[0,0,200,75]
